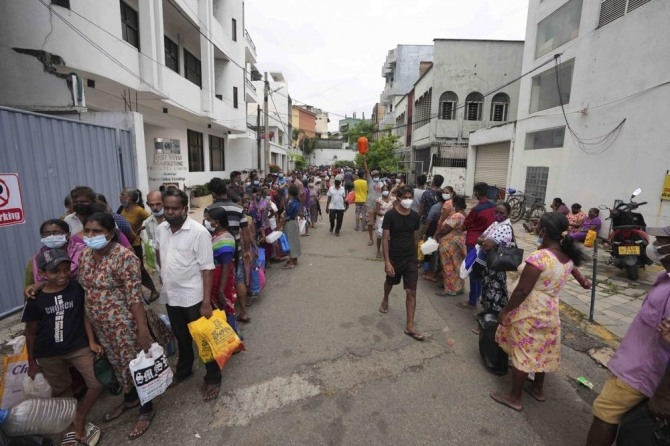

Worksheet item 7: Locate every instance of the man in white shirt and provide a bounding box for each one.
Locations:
[155,188,220,401]
[326,176,348,236]
[63,186,96,235]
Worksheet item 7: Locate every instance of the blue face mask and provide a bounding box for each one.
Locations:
[153,208,164,217]
[83,234,110,250]
[536,236,544,245]
[41,234,68,249]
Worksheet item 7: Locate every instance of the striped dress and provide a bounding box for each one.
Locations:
[211,231,237,314]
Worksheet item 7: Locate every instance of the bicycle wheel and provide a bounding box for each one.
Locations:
[528,205,546,223]
[510,201,524,222]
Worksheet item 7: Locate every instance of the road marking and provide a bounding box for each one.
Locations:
[212,374,321,427]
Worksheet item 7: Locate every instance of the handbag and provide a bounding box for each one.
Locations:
[486,225,524,272]
[584,229,597,248]
[94,355,122,395]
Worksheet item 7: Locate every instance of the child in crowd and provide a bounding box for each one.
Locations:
[22,249,104,446]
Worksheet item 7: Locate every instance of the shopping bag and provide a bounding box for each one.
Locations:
[0,336,28,409]
[94,355,122,395]
[129,343,173,405]
[584,229,597,248]
[22,373,52,398]
[460,245,480,279]
[346,191,355,205]
[257,247,266,268]
[376,217,384,239]
[279,233,290,253]
[143,239,156,270]
[421,237,439,255]
[188,310,245,369]
[249,256,265,295]
[298,218,307,236]
[265,230,283,244]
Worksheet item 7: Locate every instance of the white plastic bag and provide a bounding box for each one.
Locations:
[376,217,384,239]
[421,237,439,255]
[265,230,283,244]
[22,373,52,398]
[298,218,307,235]
[129,343,173,405]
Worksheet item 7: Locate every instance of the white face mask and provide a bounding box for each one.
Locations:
[646,242,670,264]
[372,177,379,182]
[382,191,390,197]
[203,220,216,232]
[442,193,451,201]
[400,199,413,209]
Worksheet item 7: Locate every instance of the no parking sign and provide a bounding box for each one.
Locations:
[0,174,25,227]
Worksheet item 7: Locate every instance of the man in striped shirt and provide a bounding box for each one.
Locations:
[206,178,255,323]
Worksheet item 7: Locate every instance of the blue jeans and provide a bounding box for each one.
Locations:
[467,244,482,306]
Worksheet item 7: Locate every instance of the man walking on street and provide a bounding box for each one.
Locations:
[326,176,347,236]
[363,157,383,246]
[379,185,424,341]
[585,225,670,446]
[456,182,496,311]
[353,170,368,233]
[155,188,221,400]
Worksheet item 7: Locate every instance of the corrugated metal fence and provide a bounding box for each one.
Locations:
[0,107,137,316]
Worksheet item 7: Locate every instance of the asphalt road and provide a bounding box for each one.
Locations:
[91,204,613,446]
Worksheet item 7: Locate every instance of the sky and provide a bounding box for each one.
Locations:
[245,0,530,132]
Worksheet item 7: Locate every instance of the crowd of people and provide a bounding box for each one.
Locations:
[15,160,670,445]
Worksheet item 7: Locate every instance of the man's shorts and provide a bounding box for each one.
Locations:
[37,346,103,396]
[385,257,418,290]
[234,259,246,285]
[592,376,646,424]
[366,206,376,226]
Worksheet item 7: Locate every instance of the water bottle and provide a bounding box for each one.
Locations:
[0,397,76,436]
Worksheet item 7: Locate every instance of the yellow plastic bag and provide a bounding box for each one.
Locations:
[584,230,597,248]
[0,336,28,409]
[417,240,425,262]
[188,310,244,369]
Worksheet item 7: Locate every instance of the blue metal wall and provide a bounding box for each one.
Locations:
[0,107,137,316]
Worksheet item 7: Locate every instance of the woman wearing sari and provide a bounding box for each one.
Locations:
[436,195,467,296]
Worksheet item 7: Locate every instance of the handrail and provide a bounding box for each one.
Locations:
[244,29,256,53]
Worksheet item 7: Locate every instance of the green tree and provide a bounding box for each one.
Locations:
[345,121,375,148]
[293,154,307,171]
[354,132,402,173]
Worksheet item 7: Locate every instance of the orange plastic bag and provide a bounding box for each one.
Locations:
[584,230,597,248]
[346,191,355,205]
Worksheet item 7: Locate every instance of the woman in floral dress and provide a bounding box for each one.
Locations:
[78,212,155,440]
[491,212,587,412]
[436,195,467,296]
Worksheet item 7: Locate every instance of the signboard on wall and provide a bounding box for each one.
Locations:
[147,138,188,187]
[662,174,670,201]
[0,173,25,227]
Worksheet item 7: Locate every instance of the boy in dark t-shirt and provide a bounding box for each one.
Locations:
[22,249,104,445]
[379,185,425,341]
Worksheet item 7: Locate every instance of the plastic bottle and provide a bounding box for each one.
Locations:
[0,397,76,436]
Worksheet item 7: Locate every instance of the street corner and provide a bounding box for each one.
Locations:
[559,301,621,348]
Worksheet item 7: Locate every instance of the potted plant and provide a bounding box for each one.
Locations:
[189,184,212,208]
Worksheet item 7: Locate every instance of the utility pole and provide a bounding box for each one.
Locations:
[264,72,270,175]
[256,104,261,171]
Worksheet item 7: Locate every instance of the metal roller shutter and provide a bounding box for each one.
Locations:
[473,142,510,188]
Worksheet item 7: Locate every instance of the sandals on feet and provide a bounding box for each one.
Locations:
[104,400,139,422]
[404,331,426,341]
[524,385,546,402]
[490,392,523,411]
[60,432,77,446]
[75,423,101,446]
[128,411,154,440]
[455,301,476,310]
[203,383,221,401]
[378,304,388,314]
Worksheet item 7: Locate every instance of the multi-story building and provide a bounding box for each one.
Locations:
[0,0,263,191]
[291,105,317,141]
[371,103,386,135]
[392,39,524,190]
[472,0,669,226]
[379,45,434,130]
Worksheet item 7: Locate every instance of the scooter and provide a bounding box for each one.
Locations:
[600,188,651,281]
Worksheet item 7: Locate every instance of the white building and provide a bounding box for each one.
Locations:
[0,0,264,192]
[470,0,670,227]
[392,39,524,192]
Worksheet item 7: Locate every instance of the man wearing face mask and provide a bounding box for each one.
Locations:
[363,157,383,247]
[154,188,218,395]
[64,186,96,235]
[227,171,243,203]
[326,176,348,236]
[142,190,165,271]
[586,225,670,446]
[379,185,424,341]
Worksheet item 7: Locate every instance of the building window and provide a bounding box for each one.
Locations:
[465,92,483,121]
[438,91,458,120]
[599,0,651,28]
[233,87,238,108]
[120,1,139,50]
[187,129,204,172]
[209,135,225,171]
[184,49,201,88]
[51,0,70,8]
[164,36,179,73]
[529,58,574,113]
[524,166,549,203]
[232,18,237,41]
[525,127,566,150]
[535,0,583,58]
[490,93,510,122]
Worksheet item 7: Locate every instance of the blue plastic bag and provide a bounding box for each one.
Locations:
[279,233,290,253]
[257,247,266,268]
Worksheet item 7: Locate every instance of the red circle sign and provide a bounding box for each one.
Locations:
[0,179,9,208]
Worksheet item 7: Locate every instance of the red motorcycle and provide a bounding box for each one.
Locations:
[601,188,651,281]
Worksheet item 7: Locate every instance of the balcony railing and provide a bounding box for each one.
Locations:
[245,78,256,94]
[244,29,256,54]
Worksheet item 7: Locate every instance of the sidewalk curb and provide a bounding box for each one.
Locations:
[559,300,621,348]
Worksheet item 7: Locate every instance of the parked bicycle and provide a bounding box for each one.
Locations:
[509,194,546,223]
[505,188,524,210]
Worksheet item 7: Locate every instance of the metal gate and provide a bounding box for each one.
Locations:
[473,142,510,188]
[0,107,137,316]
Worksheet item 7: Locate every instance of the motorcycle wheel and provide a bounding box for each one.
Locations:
[625,264,639,281]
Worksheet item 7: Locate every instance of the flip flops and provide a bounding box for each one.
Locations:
[104,400,139,422]
[404,331,426,341]
[128,411,154,440]
[76,423,101,446]
[490,392,523,411]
